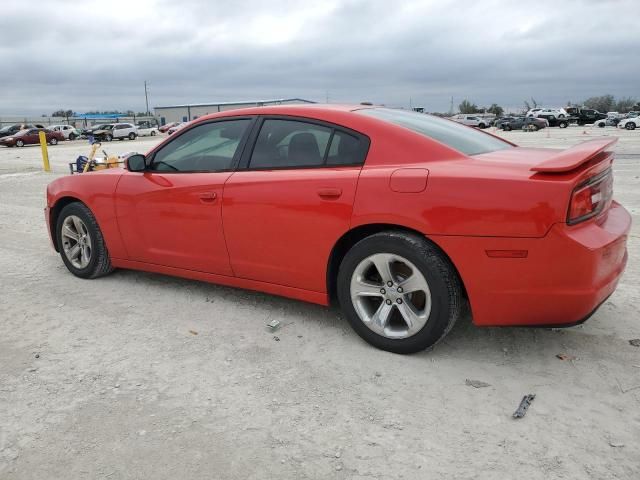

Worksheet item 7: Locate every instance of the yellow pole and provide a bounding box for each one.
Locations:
[39,131,51,172]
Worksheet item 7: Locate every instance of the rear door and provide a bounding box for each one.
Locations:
[222,116,369,292]
[115,118,253,274]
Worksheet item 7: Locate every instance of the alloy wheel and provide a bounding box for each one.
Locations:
[350,253,432,339]
[61,215,92,269]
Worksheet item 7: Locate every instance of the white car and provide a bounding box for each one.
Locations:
[451,115,489,128]
[527,108,568,119]
[136,121,160,137]
[92,123,138,141]
[49,124,80,140]
[617,116,640,130]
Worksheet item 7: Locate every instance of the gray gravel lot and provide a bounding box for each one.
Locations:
[1,126,639,479]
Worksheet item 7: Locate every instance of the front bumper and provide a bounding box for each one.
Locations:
[433,201,631,326]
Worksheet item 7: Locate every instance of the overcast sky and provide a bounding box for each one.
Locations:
[1,0,638,115]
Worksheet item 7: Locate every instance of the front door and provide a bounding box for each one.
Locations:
[115,118,252,275]
[223,117,369,292]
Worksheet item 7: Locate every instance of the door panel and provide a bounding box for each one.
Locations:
[222,168,360,292]
[115,172,234,275]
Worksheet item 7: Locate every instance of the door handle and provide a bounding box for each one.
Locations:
[198,192,217,203]
[317,188,342,199]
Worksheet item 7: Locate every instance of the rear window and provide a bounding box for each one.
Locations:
[357,108,512,156]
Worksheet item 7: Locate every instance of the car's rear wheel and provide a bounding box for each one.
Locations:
[337,232,463,354]
[503,125,512,131]
[16,139,24,147]
[559,121,568,128]
[532,125,540,131]
[49,137,58,145]
[56,202,113,279]
[69,133,77,140]
[128,132,136,140]
[626,122,636,130]
[150,130,157,136]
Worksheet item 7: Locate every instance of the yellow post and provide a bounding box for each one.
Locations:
[39,131,51,172]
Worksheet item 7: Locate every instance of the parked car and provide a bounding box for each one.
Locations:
[50,124,81,140]
[167,122,189,135]
[92,123,137,142]
[136,121,160,137]
[159,122,180,133]
[0,128,64,147]
[44,105,630,354]
[617,115,640,130]
[0,123,46,138]
[595,118,620,128]
[452,115,489,128]
[536,114,570,128]
[493,116,519,129]
[501,116,548,131]
[564,107,607,125]
[527,108,568,119]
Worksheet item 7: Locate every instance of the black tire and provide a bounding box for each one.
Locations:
[16,139,24,147]
[503,125,512,131]
[478,123,486,129]
[150,130,157,136]
[105,134,113,141]
[558,114,565,118]
[128,132,136,140]
[49,137,58,145]
[559,121,568,128]
[532,125,540,131]
[56,202,113,279]
[597,122,605,128]
[337,231,463,354]
[69,133,77,140]
[626,122,636,130]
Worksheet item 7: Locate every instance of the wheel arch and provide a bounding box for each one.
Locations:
[49,196,86,251]
[326,223,468,306]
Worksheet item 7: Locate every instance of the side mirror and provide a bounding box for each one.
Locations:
[125,154,147,172]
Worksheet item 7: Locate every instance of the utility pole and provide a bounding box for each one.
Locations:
[144,80,150,116]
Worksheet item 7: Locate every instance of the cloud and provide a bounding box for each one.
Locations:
[0,0,638,114]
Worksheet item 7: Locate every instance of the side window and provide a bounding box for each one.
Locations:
[326,130,366,166]
[250,119,332,169]
[151,119,250,172]
[249,119,368,169]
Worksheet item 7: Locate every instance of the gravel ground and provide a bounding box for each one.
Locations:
[1,126,639,479]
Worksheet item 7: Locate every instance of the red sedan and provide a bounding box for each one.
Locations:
[44,105,630,353]
[0,127,64,147]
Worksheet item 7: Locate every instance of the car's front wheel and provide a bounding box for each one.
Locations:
[626,122,636,130]
[49,137,58,145]
[337,232,463,354]
[559,121,568,128]
[56,202,113,279]
[16,139,24,147]
[104,134,113,141]
[128,132,136,140]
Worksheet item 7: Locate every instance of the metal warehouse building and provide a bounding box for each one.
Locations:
[154,98,315,124]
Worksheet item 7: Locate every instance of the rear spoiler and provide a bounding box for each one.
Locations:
[530,137,617,173]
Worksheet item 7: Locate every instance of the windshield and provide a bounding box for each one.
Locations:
[357,108,512,156]
[0,126,11,133]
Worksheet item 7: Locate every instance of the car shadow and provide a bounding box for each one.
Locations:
[110,269,611,362]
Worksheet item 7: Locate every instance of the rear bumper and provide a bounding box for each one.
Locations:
[433,201,631,326]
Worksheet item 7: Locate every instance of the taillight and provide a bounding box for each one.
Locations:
[567,169,613,225]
